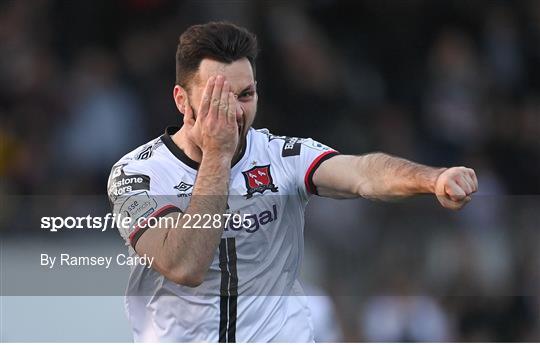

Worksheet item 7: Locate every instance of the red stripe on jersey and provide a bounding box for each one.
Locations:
[304,151,339,195]
[129,204,181,247]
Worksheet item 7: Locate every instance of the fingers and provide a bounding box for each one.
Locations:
[194,75,238,157]
[468,168,478,192]
[453,167,478,195]
[455,173,474,195]
[217,81,230,120]
[444,179,466,202]
[227,92,236,124]
[208,75,224,120]
[198,76,216,121]
[435,166,478,210]
[438,167,478,210]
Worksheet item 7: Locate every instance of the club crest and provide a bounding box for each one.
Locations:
[242,165,278,199]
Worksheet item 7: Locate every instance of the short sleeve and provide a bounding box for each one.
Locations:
[107,163,181,248]
[277,136,339,198]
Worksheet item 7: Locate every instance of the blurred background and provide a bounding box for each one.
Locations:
[1,0,539,342]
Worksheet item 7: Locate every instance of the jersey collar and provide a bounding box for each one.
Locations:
[161,126,250,170]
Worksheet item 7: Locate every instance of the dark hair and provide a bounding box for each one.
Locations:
[175,21,258,89]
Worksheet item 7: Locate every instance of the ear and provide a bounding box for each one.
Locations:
[173,85,194,125]
[173,85,188,113]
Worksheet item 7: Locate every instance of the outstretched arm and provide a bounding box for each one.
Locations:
[312,153,478,210]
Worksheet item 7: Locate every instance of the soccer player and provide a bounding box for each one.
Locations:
[107,22,478,342]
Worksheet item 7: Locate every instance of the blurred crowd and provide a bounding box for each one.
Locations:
[1,0,539,341]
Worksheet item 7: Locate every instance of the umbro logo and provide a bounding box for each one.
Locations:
[174,181,193,197]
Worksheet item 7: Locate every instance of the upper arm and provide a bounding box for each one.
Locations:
[312,154,362,199]
[107,163,180,251]
[133,210,181,274]
[276,137,339,199]
[108,163,192,282]
[119,198,192,283]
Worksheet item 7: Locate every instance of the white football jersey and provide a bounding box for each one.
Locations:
[107,126,339,342]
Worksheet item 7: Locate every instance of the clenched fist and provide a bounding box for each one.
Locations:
[435,167,478,210]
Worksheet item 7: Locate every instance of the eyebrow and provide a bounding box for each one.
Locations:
[235,82,257,95]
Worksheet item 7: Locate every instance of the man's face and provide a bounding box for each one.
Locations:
[186,57,257,145]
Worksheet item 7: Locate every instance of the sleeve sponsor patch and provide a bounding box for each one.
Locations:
[120,191,158,220]
[281,137,304,157]
[116,191,158,239]
[302,139,332,152]
[107,165,151,201]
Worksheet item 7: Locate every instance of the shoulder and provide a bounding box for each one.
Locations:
[250,128,299,155]
[107,136,171,200]
[109,136,171,175]
[250,128,334,158]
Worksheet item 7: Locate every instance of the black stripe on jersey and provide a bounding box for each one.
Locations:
[226,238,238,342]
[218,240,229,343]
[305,151,340,195]
[162,127,200,170]
[130,205,182,248]
[218,238,238,343]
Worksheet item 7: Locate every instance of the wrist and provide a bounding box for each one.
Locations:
[430,168,448,194]
[202,150,234,165]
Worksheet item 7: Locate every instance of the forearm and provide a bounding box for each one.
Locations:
[175,154,230,267]
[355,153,446,198]
[313,152,476,207]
